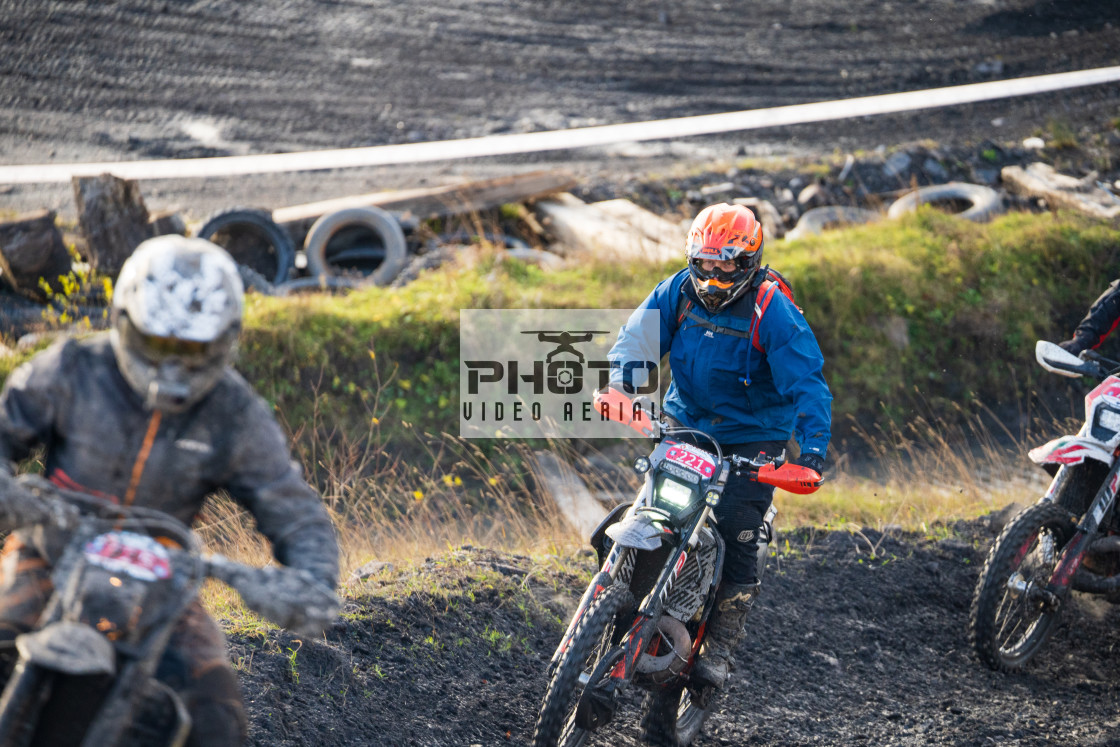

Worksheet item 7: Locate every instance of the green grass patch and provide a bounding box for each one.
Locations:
[3,211,1118,546]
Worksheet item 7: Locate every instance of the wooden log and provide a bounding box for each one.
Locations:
[534,450,607,540]
[0,209,72,302]
[534,193,680,263]
[72,173,152,278]
[148,210,187,237]
[272,169,577,246]
[1001,163,1120,221]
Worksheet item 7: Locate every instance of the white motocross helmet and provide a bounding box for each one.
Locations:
[110,235,244,413]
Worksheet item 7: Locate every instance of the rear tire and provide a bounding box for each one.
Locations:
[639,683,712,746]
[533,584,634,747]
[969,501,1077,671]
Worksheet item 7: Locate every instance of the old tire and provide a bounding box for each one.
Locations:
[533,584,634,747]
[969,501,1077,672]
[194,208,295,286]
[887,182,1003,222]
[304,207,407,287]
[639,684,713,747]
[785,206,880,241]
[273,275,364,296]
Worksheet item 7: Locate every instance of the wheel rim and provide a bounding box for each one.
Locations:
[992,526,1062,661]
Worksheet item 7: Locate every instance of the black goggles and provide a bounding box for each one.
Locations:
[121,320,217,363]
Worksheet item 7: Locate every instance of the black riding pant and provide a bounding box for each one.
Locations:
[673,437,783,587]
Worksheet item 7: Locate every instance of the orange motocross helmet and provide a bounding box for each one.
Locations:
[685,203,764,312]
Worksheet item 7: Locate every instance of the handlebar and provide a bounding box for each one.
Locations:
[14,474,200,551]
[9,474,339,637]
[595,388,824,494]
[1036,340,1120,381]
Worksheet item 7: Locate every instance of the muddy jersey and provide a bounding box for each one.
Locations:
[0,334,339,589]
[1072,278,1120,352]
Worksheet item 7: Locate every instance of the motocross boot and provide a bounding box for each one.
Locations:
[690,582,760,689]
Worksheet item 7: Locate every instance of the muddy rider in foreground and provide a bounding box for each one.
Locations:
[605,203,832,689]
[0,236,340,745]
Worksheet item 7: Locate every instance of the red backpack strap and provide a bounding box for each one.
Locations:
[750,280,780,352]
[675,291,693,328]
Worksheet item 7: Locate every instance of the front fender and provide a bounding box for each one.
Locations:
[1028,436,1115,467]
[16,621,115,675]
[605,512,666,551]
[590,503,632,566]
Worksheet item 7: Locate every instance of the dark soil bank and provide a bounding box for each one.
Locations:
[229,528,1120,746]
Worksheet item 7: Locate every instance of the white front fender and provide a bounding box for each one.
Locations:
[1028,436,1115,467]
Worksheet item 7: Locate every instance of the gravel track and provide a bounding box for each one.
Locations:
[2,0,1119,220]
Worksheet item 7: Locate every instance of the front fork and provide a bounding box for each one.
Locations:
[547,512,638,674]
[608,506,714,684]
[1046,459,1120,599]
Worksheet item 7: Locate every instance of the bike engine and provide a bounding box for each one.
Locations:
[664,528,718,623]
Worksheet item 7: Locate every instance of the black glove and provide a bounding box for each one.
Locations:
[1058,337,1087,357]
[794,452,825,475]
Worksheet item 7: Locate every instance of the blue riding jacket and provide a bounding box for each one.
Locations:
[608,268,832,459]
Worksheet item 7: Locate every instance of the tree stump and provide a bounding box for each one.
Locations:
[72,173,152,278]
[0,209,72,302]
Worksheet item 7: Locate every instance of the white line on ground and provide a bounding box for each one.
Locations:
[2,66,1119,184]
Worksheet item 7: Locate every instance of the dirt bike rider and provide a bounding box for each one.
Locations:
[1058,277,1120,357]
[0,236,340,746]
[603,203,832,690]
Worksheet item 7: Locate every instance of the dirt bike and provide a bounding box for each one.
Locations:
[0,474,338,746]
[970,340,1120,671]
[533,389,823,747]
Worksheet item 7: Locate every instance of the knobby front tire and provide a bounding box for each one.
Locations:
[533,584,634,747]
[639,683,713,747]
[969,501,1077,672]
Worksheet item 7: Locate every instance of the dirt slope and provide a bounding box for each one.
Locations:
[228,526,1120,746]
[2,0,1120,219]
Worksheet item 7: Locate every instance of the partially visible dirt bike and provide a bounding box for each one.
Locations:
[533,390,823,747]
[0,474,338,746]
[970,341,1120,672]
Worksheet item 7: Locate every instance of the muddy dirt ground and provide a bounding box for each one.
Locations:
[2,0,1119,221]
[6,1,1120,745]
[230,527,1120,747]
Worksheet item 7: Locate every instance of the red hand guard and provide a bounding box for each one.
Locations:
[755,462,823,494]
[592,388,658,437]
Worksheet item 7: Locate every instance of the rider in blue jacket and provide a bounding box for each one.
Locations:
[607,202,832,688]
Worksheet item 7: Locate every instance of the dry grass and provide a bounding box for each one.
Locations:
[777,406,1069,535]
[197,389,1075,626]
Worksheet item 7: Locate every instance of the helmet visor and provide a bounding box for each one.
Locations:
[686,240,751,262]
[119,318,219,366]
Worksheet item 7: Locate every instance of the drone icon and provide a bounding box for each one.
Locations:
[521,330,610,363]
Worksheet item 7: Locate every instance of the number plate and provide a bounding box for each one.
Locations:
[661,461,700,483]
[664,444,717,478]
[84,531,171,582]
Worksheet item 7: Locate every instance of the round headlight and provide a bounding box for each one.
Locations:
[633,457,651,474]
[705,489,721,506]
